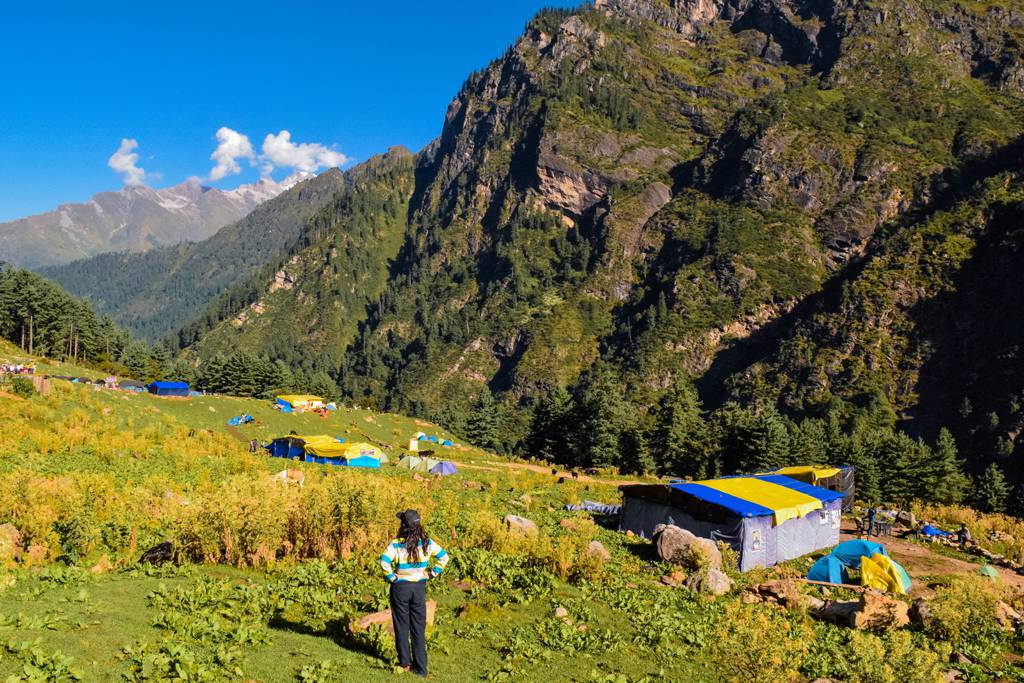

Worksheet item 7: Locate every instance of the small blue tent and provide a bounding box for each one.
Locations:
[429,461,458,476]
[426,435,439,444]
[441,439,453,448]
[147,381,190,397]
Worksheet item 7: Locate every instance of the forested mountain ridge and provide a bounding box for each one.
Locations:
[155,0,1021,496]
[42,169,345,342]
[337,0,1022,417]
[177,148,415,373]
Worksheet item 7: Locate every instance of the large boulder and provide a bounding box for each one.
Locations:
[587,540,611,562]
[686,568,734,596]
[504,515,538,535]
[653,524,722,572]
[352,600,437,636]
[818,590,909,630]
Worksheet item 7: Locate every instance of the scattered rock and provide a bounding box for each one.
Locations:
[951,652,972,666]
[0,524,22,563]
[451,580,474,592]
[818,590,909,630]
[504,515,538,535]
[352,600,437,635]
[661,570,686,587]
[139,541,174,566]
[24,544,48,566]
[587,540,611,562]
[909,598,931,626]
[625,530,635,538]
[686,568,734,596]
[90,555,113,574]
[553,606,569,619]
[943,670,962,683]
[652,524,722,572]
[996,601,1024,629]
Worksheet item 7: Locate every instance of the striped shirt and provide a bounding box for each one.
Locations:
[380,537,449,583]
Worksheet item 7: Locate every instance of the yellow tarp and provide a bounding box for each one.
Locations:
[776,465,842,481]
[860,553,909,594]
[698,477,823,525]
[297,434,346,457]
[277,394,324,407]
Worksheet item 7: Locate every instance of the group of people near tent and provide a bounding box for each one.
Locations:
[1,363,35,374]
[227,414,255,426]
[275,395,336,414]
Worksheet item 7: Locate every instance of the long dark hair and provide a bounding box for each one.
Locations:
[400,518,431,557]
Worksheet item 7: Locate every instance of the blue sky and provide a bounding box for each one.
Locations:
[0,1,571,221]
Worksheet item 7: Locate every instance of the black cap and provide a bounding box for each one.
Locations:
[398,509,421,526]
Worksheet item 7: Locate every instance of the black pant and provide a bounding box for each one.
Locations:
[390,580,428,676]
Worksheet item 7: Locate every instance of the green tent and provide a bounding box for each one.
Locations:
[397,455,440,472]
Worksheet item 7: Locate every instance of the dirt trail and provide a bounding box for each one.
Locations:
[452,459,643,487]
[224,425,250,444]
[839,527,1024,595]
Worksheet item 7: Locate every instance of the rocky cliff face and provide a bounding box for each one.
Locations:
[171,0,1022,451]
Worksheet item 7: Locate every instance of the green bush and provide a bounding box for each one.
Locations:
[9,376,35,398]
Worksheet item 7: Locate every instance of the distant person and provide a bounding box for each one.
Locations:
[867,507,876,537]
[379,509,449,677]
[957,523,972,547]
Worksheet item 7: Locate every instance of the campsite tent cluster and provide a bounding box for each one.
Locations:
[620,473,847,572]
[268,436,387,468]
[398,455,458,476]
[275,395,336,413]
[808,539,912,593]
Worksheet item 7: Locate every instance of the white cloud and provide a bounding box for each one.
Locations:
[208,126,255,181]
[261,130,347,175]
[107,138,147,186]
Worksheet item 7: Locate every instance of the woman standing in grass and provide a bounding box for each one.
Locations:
[380,509,449,677]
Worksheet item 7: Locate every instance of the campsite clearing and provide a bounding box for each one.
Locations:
[2,352,1024,681]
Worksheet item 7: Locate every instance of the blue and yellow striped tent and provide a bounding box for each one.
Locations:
[621,475,845,571]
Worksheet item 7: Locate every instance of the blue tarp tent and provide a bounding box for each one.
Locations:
[441,439,453,447]
[808,555,849,585]
[426,435,439,444]
[921,524,952,538]
[147,381,190,397]
[429,461,458,476]
[621,475,845,571]
[807,539,912,593]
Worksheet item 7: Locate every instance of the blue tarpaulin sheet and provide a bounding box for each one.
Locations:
[670,482,775,518]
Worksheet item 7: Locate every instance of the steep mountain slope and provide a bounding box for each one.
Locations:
[337,0,1022,423]
[171,0,1022,459]
[43,170,345,341]
[178,149,415,371]
[2,176,302,269]
[728,149,1024,475]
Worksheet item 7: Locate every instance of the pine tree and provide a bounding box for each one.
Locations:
[466,391,502,452]
[525,387,573,463]
[649,380,712,478]
[929,428,969,503]
[619,425,654,475]
[572,363,632,469]
[975,463,1010,513]
[735,405,790,473]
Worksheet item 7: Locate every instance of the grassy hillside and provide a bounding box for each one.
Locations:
[3,351,1024,681]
